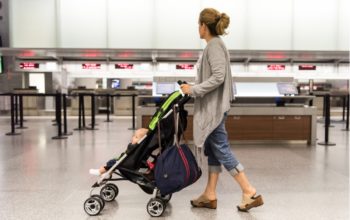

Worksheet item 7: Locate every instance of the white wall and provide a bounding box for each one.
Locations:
[293,0,338,50]
[338,0,350,50]
[154,0,201,49]
[58,0,107,48]
[10,0,56,47]
[9,0,350,51]
[108,0,154,48]
[247,0,292,50]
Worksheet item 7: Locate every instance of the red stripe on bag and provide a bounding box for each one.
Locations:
[178,146,190,184]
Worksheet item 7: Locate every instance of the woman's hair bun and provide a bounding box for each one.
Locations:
[216,13,230,35]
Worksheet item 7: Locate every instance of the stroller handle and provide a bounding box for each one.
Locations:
[177,80,191,106]
[177,80,187,85]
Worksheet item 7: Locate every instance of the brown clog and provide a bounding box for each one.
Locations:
[190,195,217,209]
[237,194,264,212]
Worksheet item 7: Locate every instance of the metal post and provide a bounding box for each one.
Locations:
[86,94,98,130]
[82,94,86,128]
[318,94,335,146]
[74,94,84,131]
[105,94,112,122]
[6,94,20,136]
[309,92,313,107]
[342,96,346,121]
[322,95,326,118]
[16,94,27,129]
[62,94,72,136]
[14,94,18,125]
[53,92,67,139]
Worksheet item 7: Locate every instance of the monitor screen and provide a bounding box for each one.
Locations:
[235,82,281,97]
[277,83,298,95]
[111,79,121,89]
[156,83,175,95]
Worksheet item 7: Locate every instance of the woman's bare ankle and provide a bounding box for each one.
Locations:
[243,187,256,197]
[202,191,217,200]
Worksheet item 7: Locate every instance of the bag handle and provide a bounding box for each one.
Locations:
[173,105,180,148]
[157,121,162,149]
[179,110,188,145]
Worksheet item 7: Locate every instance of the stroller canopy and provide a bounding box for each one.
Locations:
[148,91,182,131]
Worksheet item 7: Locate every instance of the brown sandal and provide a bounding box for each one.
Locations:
[237,194,264,212]
[190,195,217,209]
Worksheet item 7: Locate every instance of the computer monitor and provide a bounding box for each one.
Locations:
[111,79,121,89]
[277,83,298,95]
[156,83,175,95]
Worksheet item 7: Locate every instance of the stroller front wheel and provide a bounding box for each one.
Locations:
[147,198,166,217]
[91,194,105,210]
[84,197,102,216]
[100,183,119,202]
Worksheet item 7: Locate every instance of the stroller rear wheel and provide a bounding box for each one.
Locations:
[147,198,166,217]
[84,196,102,216]
[100,183,119,202]
[91,194,105,210]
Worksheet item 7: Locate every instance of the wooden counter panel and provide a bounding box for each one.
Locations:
[227,116,273,140]
[273,116,311,140]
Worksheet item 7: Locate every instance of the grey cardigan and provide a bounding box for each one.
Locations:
[190,37,233,148]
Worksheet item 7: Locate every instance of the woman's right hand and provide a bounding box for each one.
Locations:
[180,84,192,95]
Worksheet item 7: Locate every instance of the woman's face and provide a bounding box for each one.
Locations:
[198,22,206,39]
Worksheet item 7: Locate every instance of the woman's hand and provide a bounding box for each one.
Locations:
[180,84,192,95]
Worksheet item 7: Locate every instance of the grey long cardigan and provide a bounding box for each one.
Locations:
[190,37,234,149]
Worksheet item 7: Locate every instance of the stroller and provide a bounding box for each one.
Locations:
[83,83,191,217]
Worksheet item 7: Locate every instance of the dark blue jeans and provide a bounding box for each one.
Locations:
[204,112,244,176]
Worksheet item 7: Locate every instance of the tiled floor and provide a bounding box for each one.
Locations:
[0,116,348,220]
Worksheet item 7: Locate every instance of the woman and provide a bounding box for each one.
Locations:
[180,8,264,212]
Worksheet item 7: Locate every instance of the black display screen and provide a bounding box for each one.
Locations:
[19,62,40,69]
[299,65,316,70]
[176,64,194,70]
[115,63,133,69]
[82,63,101,69]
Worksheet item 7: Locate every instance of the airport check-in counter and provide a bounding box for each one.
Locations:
[137,80,317,146]
[113,89,139,116]
[13,88,39,116]
[70,88,95,116]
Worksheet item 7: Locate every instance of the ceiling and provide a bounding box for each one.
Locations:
[0,48,349,63]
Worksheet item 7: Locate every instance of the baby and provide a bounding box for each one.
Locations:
[89,128,149,176]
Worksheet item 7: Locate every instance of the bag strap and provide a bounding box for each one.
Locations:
[173,104,189,147]
[178,111,188,145]
[157,121,162,149]
[173,105,180,148]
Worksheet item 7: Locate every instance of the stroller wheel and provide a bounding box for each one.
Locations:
[157,193,172,203]
[91,194,105,210]
[84,196,102,216]
[147,198,166,217]
[100,183,119,202]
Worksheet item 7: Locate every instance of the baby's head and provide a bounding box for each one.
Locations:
[131,128,148,144]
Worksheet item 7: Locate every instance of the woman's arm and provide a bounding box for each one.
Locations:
[190,44,226,97]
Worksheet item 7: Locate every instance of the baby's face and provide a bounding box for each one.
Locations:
[131,129,148,144]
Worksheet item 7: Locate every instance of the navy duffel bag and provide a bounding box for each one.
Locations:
[155,144,202,195]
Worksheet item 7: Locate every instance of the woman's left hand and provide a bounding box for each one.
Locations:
[180,84,192,95]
